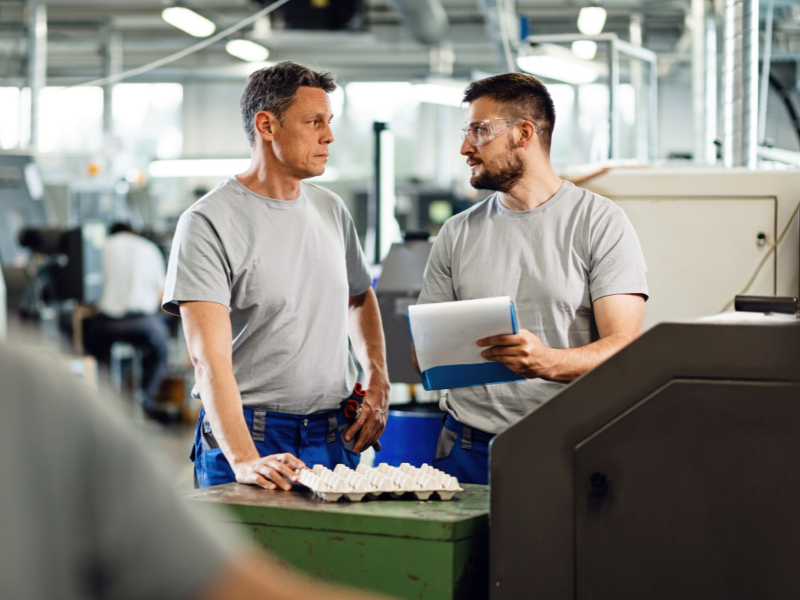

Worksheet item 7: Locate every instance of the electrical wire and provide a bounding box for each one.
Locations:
[767,73,800,149]
[719,199,800,313]
[63,0,291,90]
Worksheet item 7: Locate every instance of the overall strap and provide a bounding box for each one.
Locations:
[252,410,267,442]
[326,411,338,443]
[461,424,473,450]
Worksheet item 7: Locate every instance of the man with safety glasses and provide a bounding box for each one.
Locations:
[416,73,649,485]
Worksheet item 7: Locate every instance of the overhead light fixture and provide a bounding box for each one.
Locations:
[162,7,216,38]
[149,158,250,177]
[517,43,607,85]
[571,40,598,60]
[226,39,270,62]
[577,6,607,35]
[414,81,465,107]
[148,159,339,181]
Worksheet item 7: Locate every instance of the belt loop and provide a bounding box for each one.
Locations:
[461,425,473,450]
[326,411,337,443]
[252,410,266,442]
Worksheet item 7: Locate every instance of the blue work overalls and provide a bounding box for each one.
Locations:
[432,414,495,485]
[191,406,360,488]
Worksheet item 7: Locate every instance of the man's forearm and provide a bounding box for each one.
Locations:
[348,290,389,388]
[540,332,635,382]
[180,301,260,468]
[195,358,260,465]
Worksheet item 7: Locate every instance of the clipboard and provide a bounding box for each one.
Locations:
[407,296,526,391]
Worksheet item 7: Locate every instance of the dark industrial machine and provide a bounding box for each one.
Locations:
[490,318,800,599]
[0,154,47,266]
[375,235,432,384]
[18,223,105,305]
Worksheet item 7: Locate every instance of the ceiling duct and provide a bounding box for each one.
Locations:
[722,0,758,168]
[385,0,449,45]
[478,0,517,72]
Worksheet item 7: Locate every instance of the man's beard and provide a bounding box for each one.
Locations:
[469,138,525,193]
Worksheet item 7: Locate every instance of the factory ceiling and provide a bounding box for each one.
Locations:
[0,0,795,84]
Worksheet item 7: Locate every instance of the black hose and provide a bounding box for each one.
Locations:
[768,73,800,148]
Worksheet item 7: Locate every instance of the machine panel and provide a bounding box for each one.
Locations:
[614,198,776,328]
[575,379,800,600]
[489,320,800,600]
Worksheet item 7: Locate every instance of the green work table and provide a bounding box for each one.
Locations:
[185,483,489,600]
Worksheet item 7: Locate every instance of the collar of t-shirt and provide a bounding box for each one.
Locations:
[494,180,570,219]
[229,177,306,210]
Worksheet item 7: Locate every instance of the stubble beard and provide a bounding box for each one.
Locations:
[469,137,525,193]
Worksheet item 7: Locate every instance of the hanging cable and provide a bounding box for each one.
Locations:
[64,0,291,90]
[767,73,800,149]
[719,199,800,313]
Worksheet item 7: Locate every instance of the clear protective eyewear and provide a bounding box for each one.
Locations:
[460,118,525,146]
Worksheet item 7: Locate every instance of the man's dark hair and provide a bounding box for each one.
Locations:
[109,222,134,235]
[463,73,556,154]
[240,61,337,146]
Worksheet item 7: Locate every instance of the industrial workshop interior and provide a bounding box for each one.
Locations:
[3,0,800,598]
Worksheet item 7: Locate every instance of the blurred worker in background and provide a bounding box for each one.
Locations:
[0,341,391,600]
[84,222,171,418]
[416,73,649,484]
[163,61,389,489]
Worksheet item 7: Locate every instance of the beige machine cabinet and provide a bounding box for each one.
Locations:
[583,169,800,329]
[614,198,774,328]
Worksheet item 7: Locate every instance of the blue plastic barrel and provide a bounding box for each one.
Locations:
[377,404,444,467]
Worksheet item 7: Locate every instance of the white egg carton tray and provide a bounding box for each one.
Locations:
[297,462,463,502]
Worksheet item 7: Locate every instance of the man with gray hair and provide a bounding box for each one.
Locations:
[163,61,389,489]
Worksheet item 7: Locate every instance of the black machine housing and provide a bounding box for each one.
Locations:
[490,319,800,599]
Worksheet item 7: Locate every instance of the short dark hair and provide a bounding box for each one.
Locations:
[240,61,337,146]
[463,73,556,154]
[109,222,134,235]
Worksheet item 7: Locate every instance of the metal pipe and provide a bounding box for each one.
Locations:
[26,0,46,149]
[478,0,517,72]
[723,0,758,168]
[630,13,648,164]
[692,0,717,165]
[103,27,122,135]
[608,38,619,160]
[370,122,388,265]
[385,0,449,45]
[650,54,658,162]
[436,104,452,189]
[757,0,775,145]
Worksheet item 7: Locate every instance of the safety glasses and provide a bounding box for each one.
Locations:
[460,118,525,146]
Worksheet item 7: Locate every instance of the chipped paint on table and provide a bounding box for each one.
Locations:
[186,483,489,600]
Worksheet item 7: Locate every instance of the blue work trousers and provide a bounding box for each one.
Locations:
[432,414,495,485]
[192,406,360,488]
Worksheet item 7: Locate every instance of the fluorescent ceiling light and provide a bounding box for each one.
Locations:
[226,39,270,62]
[517,43,607,85]
[148,159,340,181]
[571,40,598,60]
[577,6,607,35]
[149,159,249,177]
[414,82,464,107]
[162,7,216,38]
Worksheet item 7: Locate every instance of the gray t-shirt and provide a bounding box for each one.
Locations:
[163,177,372,413]
[418,181,649,434]
[0,344,232,600]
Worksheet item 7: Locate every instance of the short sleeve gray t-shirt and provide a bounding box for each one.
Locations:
[163,177,372,413]
[0,344,233,600]
[418,181,648,434]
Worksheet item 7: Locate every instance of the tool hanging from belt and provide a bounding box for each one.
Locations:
[333,383,382,452]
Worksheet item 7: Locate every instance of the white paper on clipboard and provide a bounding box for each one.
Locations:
[408,296,517,372]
